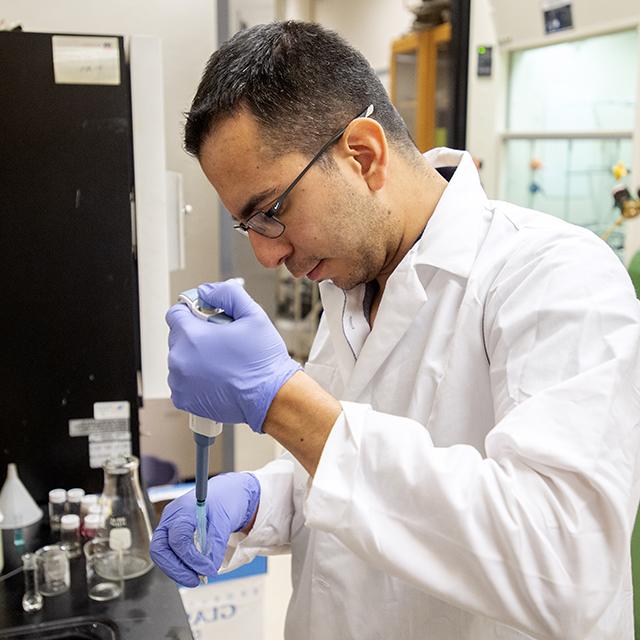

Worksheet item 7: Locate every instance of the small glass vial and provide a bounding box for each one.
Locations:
[48,489,67,534]
[66,488,85,517]
[82,514,101,539]
[21,553,43,612]
[80,494,98,519]
[60,514,81,559]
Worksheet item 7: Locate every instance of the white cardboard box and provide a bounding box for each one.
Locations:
[180,570,265,639]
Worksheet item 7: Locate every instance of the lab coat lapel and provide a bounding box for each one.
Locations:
[317,149,487,400]
[345,150,488,400]
[346,264,428,400]
[318,281,358,385]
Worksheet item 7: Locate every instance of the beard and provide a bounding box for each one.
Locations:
[322,186,392,290]
[283,173,393,290]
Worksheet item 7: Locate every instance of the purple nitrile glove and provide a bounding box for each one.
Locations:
[150,472,261,587]
[166,280,301,433]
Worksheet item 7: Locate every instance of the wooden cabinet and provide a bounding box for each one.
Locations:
[390,23,452,152]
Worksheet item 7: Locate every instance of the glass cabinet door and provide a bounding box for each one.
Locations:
[390,23,452,152]
[395,51,418,140]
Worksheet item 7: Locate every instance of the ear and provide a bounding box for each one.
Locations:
[337,116,388,193]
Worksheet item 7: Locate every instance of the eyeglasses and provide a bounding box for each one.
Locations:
[234,104,375,239]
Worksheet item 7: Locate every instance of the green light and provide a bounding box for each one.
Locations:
[478,46,487,55]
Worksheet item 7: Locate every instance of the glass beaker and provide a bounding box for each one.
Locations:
[84,538,122,601]
[35,544,70,596]
[100,455,153,579]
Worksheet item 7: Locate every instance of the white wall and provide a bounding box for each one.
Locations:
[465,0,503,198]
[280,0,414,89]
[0,0,221,299]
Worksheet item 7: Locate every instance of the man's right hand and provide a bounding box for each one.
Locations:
[150,472,261,586]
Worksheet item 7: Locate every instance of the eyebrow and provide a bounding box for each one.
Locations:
[237,187,279,222]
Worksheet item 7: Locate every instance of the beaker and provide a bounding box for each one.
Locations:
[35,544,70,596]
[100,455,153,579]
[84,538,122,601]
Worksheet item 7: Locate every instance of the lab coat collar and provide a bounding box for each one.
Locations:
[317,283,359,384]
[317,148,487,393]
[413,148,488,280]
[319,266,428,397]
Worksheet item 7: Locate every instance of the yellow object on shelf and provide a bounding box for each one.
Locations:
[612,161,628,181]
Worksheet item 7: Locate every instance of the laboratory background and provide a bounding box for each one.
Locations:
[0,0,639,638]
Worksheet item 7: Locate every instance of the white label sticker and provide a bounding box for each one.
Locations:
[52,35,121,85]
[540,0,570,10]
[89,432,132,469]
[94,401,130,420]
[69,418,129,437]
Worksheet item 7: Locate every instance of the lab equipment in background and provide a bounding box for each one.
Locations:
[35,544,70,596]
[1,32,143,505]
[498,29,638,261]
[275,267,322,361]
[66,488,85,517]
[101,455,153,579]
[601,184,640,242]
[48,489,66,534]
[83,514,101,540]
[0,464,43,549]
[177,287,233,583]
[87,503,106,522]
[80,494,98,519]
[527,157,544,208]
[108,528,130,590]
[140,455,179,488]
[21,553,42,613]
[60,514,82,559]
[84,537,123,602]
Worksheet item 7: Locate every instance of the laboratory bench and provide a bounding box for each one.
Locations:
[0,526,193,639]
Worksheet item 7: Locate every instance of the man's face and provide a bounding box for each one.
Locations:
[198,110,395,290]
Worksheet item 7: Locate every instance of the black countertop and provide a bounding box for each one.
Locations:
[0,525,193,639]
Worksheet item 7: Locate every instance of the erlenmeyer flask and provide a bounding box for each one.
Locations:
[100,455,153,579]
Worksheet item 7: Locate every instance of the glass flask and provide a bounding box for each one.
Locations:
[100,455,153,579]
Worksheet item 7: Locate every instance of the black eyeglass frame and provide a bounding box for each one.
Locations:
[233,104,375,239]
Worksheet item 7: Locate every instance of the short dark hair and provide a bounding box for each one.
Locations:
[184,20,418,163]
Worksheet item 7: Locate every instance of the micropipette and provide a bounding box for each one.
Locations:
[177,288,233,584]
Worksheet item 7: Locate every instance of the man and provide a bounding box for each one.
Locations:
[150,21,640,639]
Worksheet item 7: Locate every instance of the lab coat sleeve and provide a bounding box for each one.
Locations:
[219,453,295,573]
[304,230,640,639]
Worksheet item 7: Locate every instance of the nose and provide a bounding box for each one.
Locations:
[248,230,292,269]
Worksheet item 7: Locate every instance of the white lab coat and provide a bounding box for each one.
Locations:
[224,149,640,639]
